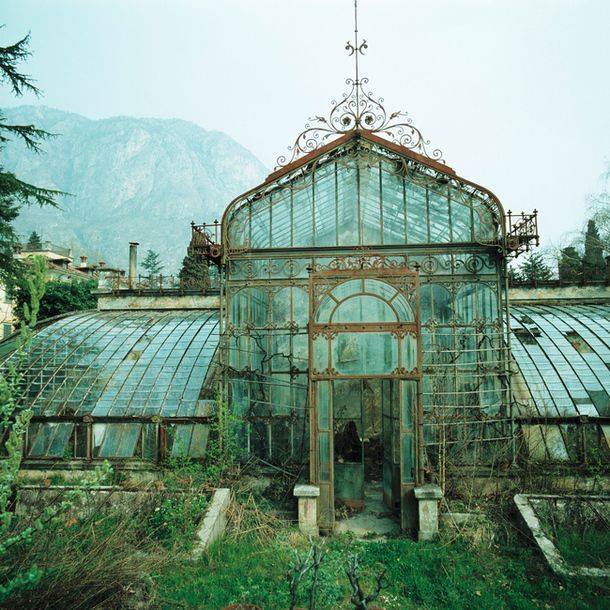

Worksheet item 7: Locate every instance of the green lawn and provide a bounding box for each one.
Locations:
[155,527,610,609]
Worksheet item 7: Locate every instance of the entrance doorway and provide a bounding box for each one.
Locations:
[308,266,421,532]
[333,379,396,516]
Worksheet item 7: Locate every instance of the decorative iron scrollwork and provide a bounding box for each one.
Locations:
[276,78,445,169]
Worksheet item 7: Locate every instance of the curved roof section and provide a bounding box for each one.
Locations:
[222,131,506,246]
[510,303,610,418]
[2,310,219,418]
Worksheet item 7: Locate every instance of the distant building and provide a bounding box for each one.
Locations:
[0,238,124,337]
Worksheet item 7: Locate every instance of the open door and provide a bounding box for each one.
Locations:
[309,265,421,532]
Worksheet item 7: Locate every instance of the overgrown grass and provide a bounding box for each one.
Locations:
[2,476,210,608]
[156,527,610,609]
[554,527,610,569]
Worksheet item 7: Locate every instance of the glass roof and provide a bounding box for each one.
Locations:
[510,303,610,418]
[1,310,219,418]
[225,138,503,252]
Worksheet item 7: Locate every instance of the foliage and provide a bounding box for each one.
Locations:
[14,277,97,323]
[586,161,610,254]
[144,493,207,547]
[25,230,41,249]
[558,246,583,282]
[178,249,210,290]
[582,219,606,282]
[141,248,164,275]
[554,526,610,569]
[163,396,239,489]
[518,252,553,283]
[0,29,63,286]
[156,526,608,609]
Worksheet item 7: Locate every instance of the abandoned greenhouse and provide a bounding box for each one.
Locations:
[2,39,609,537]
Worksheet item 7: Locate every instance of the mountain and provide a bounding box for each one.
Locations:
[1,106,268,271]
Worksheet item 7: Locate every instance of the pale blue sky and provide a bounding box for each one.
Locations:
[2,0,609,249]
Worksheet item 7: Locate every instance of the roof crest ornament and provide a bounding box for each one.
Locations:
[275,0,444,170]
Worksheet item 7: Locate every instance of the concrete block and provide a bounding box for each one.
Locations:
[192,488,231,559]
[294,484,320,536]
[415,484,443,541]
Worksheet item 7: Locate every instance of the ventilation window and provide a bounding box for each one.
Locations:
[513,328,540,345]
[564,330,592,354]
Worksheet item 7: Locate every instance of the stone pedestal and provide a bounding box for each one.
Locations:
[294,484,320,537]
[414,484,443,541]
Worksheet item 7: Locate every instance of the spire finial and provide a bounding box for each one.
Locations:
[275,0,445,169]
[345,0,367,120]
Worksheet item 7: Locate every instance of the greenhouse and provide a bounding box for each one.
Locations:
[221,124,515,529]
[1,310,219,463]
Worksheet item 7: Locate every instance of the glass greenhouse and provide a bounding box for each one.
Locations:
[221,130,512,529]
[1,311,219,462]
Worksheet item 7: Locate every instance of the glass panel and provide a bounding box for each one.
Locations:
[337,164,359,245]
[318,381,330,429]
[250,199,271,248]
[271,288,292,326]
[314,165,337,247]
[402,333,418,372]
[313,335,329,372]
[332,295,396,323]
[401,380,416,428]
[360,162,382,244]
[428,186,451,243]
[318,431,331,481]
[401,434,414,483]
[406,182,427,244]
[381,163,406,245]
[478,284,498,322]
[292,182,314,247]
[450,194,472,242]
[332,332,398,375]
[455,284,477,323]
[270,189,291,248]
[189,424,209,458]
[420,283,453,324]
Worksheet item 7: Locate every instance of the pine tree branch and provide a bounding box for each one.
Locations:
[0,118,53,152]
[0,171,64,207]
[0,30,40,97]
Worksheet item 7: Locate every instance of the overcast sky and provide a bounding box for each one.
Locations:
[2,0,609,250]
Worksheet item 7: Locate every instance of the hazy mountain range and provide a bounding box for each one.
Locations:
[1,106,268,271]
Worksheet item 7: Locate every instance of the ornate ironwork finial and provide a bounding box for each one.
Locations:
[275,0,444,170]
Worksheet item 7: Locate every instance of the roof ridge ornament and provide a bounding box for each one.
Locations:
[275,0,444,170]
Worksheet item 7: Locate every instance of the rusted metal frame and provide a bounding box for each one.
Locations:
[226,241,503,260]
[518,415,610,425]
[311,322,417,333]
[311,265,418,280]
[447,184,455,244]
[334,162,340,246]
[28,415,213,424]
[308,264,423,508]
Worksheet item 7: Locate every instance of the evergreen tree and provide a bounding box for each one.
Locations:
[15,278,97,322]
[582,219,606,281]
[518,252,553,284]
[558,246,583,283]
[0,30,62,286]
[141,249,164,275]
[26,230,42,249]
[507,265,522,284]
[178,250,210,290]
